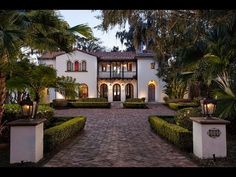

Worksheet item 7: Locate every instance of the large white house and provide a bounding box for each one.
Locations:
[38,49,167,102]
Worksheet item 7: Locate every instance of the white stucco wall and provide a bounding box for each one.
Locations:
[55,50,98,98]
[137,57,166,102]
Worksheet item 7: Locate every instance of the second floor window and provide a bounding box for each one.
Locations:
[127,62,132,71]
[74,61,79,71]
[82,61,87,71]
[102,63,106,72]
[67,61,73,71]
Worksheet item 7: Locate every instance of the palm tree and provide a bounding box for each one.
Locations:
[0,10,93,125]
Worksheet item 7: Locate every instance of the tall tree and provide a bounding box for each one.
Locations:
[0,10,93,125]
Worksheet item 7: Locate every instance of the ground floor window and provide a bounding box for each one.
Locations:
[100,84,108,99]
[79,84,88,98]
[125,83,134,99]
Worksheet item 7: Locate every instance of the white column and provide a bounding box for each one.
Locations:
[190,117,230,159]
[8,119,46,164]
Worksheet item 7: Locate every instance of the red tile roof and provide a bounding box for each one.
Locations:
[92,51,136,60]
[39,51,65,60]
[38,49,155,60]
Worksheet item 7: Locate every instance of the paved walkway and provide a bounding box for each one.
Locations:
[44,103,197,167]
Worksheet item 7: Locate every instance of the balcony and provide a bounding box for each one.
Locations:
[98,71,137,79]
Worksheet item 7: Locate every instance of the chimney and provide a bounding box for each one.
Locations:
[137,42,144,53]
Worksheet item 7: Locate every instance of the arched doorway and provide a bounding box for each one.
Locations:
[79,84,88,98]
[148,83,155,102]
[113,84,121,101]
[100,84,108,99]
[125,83,134,100]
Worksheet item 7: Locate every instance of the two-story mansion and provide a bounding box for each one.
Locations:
[38,49,167,102]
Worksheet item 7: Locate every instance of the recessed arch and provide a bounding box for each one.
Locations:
[100,83,108,99]
[125,83,134,100]
[113,84,121,101]
[79,83,88,98]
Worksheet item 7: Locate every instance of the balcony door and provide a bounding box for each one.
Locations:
[113,84,121,101]
[112,62,121,78]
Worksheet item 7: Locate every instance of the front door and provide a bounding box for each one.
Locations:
[148,84,155,102]
[113,84,121,101]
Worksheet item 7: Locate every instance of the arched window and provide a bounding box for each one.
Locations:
[74,61,79,71]
[82,61,87,71]
[100,84,108,99]
[79,84,88,98]
[125,83,134,99]
[67,61,72,71]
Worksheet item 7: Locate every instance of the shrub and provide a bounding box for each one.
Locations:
[52,99,68,108]
[123,102,147,108]
[2,104,54,123]
[168,103,179,110]
[44,116,86,152]
[125,98,144,102]
[163,96,169,103]
[168,102,199,110]
[78,98,108,102]
[175,107,201,131]
[148,116,192,149]
[70,102,111,108]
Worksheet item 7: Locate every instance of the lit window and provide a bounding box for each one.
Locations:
[127,62,132,71]
[151,62,155,69]
[102,63,107,72]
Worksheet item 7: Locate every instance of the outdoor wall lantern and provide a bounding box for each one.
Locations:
[200,98,217,119]
[20,94,37,119]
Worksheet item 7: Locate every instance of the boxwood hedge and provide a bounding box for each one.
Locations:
[44,116,86,152]
[148,116,192,150]
[123,102,147,109]
[70,102,111,108]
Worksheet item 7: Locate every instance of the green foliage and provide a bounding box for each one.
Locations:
[123,102,147,109]
[56,76,79,100]
[148,116,192,150]
[125,98,144,102]
[44,116,86,152]
[2,104,54,123]
[175,107,201,131]
[52,99,68,108]
[168,103,179,110]
[78,98,108,102]
[70,102,111,108]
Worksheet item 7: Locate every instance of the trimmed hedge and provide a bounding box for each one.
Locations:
[168,102,199,110]
[175,107,201,131]
[70,102,111,108]
[52,99,68,108]
[78,98,107,102]
[123,102,147,108]
[125,98,144,102]
[44,116,86,152]
[148,116,192,149]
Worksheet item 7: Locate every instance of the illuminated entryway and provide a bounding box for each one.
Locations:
[113,84,121,101]
[100,84,108,99]
[148,81,156,102]
[125,83,134,99]
[79,84,88,98]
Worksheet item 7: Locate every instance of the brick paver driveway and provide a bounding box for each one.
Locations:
[44,103,197,167]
